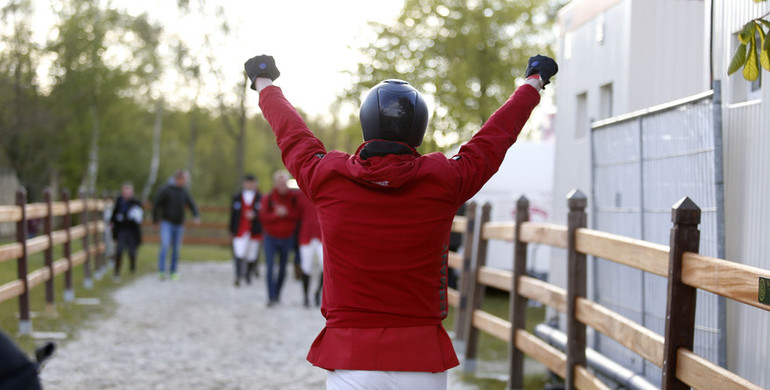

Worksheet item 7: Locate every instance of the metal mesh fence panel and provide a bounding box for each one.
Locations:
[590,93,722,385]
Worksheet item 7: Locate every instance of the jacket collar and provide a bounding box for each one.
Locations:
[356,140,420,160]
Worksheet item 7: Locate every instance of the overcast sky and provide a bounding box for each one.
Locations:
[28,0,405,118]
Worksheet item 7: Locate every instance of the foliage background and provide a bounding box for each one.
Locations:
[0,0,561,203]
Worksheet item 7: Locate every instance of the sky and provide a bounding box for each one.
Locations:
[28,0,405,119]
[23,0,555,143]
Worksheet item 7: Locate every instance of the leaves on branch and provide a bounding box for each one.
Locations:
[728,43,747,75]
[761,20,770,71]
[729,17,770,80]
[744,34,760,81]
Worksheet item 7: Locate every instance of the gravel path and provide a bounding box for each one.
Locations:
[40,262,477,390]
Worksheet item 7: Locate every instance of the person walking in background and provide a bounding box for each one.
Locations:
[245,53,555,388]
[297,190,323,307]
[229,174,263,287]
[153,169,200,281]
[447,203,466,290]
[109,182,143,282]
[259,169,299,306]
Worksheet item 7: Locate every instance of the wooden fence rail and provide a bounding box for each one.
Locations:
[4,187,768,389]
[0,188,109,335]
[447,189,770,390]
[140,203,231,246]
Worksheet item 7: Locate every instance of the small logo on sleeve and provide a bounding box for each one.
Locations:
[366,180,390,187]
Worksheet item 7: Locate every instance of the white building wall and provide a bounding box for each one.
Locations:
[552,0,707,294]
[627,0,708,110]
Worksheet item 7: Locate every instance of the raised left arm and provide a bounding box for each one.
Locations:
[245,55,327,191]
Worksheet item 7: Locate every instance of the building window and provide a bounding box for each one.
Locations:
[575,92,588,139]
[599,83,613,119]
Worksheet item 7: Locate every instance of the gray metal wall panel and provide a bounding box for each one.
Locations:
[591,94,721,385]
[723,101,769,388]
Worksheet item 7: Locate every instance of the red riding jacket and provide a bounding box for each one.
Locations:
[258,83,540,372]
[259,189,300,239]
[297,190,322,245]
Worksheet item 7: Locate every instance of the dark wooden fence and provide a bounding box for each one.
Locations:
[0,188,109,335]
[448,189,769,390]
[4,186,768,389]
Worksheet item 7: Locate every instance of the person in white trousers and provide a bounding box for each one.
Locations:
[229,174,263,286]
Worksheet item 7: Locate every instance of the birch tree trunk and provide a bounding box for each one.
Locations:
[142,98,163,202]
[236,83,246,182]
[81,102,100,193]
[186,105,198,186]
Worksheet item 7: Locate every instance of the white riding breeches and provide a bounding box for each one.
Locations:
[299,238,323,275]
[232,235,260,262]
[326,370,447,390]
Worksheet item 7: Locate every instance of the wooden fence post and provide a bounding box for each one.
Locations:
[662,197,701,390]
[508,195,530,389]
[80,188,93,289]
[16,188,32,335]
[91,191,103,280]
[463,202,492,374]
[102,191,113,270]
[566,189,587,390]
[62,189,75,302]
[455,201,478,343]
[44,188,56,315]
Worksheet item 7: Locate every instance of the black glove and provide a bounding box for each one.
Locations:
[525,54,558,88]
[244,55,280,90]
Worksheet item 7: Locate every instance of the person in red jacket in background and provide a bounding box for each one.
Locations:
[245,54,557,389]
[259,169,300,306]
[297,189,323,308]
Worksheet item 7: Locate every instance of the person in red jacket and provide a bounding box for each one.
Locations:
[259,169,300,306]
[296,189,323,307]
[245,54,556,389]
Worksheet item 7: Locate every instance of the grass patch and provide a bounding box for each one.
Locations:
[0,241,232,357]
[3,240,548,390]
[443,288,549,389]
[173,242,232,262]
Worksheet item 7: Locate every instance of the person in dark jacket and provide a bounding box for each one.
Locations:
[229,174,263,286]
[153,169,200,281]
[447,203,466,290]
[245,53,555,388]
[0,331,41,390]
[0,331,54,390]
[259,169,300,306]
[110,182,143,281]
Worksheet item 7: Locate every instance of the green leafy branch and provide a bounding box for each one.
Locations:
[728,6,770,81]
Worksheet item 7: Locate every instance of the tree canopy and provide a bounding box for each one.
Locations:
[341,0,558,151]
[0,0,559,203]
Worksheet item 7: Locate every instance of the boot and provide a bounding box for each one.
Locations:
[294,262,302,281]
[129,255,137,273]
[245,261,255,285]
[302,273,310,307]
[314,272,323,307]
[234,258,244,287]
[114,252,123,279]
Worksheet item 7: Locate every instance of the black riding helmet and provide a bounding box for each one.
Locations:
[359,79,429,148]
